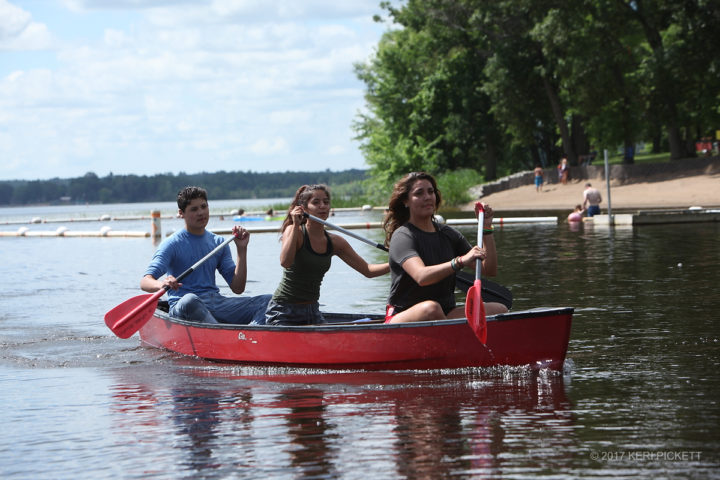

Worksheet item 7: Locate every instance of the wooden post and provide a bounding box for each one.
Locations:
[151,210,162,244]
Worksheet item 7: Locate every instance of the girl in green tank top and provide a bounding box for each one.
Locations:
[265,184,390,326]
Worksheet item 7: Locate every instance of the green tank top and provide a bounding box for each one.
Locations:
[272,226,333,303]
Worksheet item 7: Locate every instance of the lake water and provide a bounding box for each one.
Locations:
[1,202,719,479]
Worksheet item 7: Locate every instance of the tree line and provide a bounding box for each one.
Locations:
[0,170,368,206]
[355,0,719,193]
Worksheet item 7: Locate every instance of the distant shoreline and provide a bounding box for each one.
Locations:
[465,167,720,213]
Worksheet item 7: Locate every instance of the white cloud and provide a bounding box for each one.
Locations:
[249,137,289,156]
[0,0,53,50]
[0,0,32,40]
[326,144,347,155]
[0,0,390,180]
[268,109,313,125]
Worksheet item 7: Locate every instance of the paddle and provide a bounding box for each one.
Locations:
[465,202,487,344]
[304,212,387,251]
[105,234,236,339]
[303,212,512,309]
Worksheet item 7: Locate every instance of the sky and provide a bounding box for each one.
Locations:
[0,0,391,181]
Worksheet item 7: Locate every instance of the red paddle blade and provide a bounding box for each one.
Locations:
[465,282,487,344]
[464,286,474,324]
[104,291,163,339]
[474,202,485,216]
[475,296,487,344]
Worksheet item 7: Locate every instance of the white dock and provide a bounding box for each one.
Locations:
[591,208,720,226]
[0,226,150,238]
[446,216,558,226]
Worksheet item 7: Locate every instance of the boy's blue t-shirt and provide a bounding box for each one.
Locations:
[144,229,236,308]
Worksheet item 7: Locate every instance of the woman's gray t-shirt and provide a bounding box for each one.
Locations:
[388,222,471,314]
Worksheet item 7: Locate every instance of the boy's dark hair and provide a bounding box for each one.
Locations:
[177,186,208,212]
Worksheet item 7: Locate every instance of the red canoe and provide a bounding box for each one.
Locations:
[138,306,573,371]
[140,307,573,370]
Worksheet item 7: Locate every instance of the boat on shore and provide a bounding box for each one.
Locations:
[138,306,573,371]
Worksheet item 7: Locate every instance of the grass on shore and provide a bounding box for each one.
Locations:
[607,151,671,165]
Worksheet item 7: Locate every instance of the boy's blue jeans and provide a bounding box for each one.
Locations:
[171,292,271,325]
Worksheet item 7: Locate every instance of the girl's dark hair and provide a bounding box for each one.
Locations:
[382,172,441,246]
[278,184,331,235]
[177,186,208,212]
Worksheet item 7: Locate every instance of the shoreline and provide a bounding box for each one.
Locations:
[464,172,720,214]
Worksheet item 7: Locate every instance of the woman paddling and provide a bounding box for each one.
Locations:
[265,184,389,326]
[382,172,508,324]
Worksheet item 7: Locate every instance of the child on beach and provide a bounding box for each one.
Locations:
[534,165,544,192]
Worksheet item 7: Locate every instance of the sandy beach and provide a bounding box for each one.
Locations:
[466,171,720,213]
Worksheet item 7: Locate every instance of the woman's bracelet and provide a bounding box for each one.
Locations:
[450,257,461,272]
[483,227,494,235]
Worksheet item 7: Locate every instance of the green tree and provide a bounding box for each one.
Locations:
[617,0,720,159]
[479,0,567,167]
[526,0,645,163]
[356,0,720,184]
[355,0,512,201]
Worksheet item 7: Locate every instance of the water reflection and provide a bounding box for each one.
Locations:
[381,372,574,478]
[274,389,338,478]
[170,387,222,472]
[107,366,573,478]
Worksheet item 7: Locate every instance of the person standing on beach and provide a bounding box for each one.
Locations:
[582,183,602,217]
[141,186,271,325]
[557,157,569,185]
[534,165,544,192]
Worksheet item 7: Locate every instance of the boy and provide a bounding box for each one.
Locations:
[141,186,270,324]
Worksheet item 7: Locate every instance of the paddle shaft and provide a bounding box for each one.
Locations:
[303,212,512,309]
[175,235,236,283]
[150,234,237,302]
[304,213,388,251]
[476,210,484,279]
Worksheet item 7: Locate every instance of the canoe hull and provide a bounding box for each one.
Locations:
[138,307,573,371]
